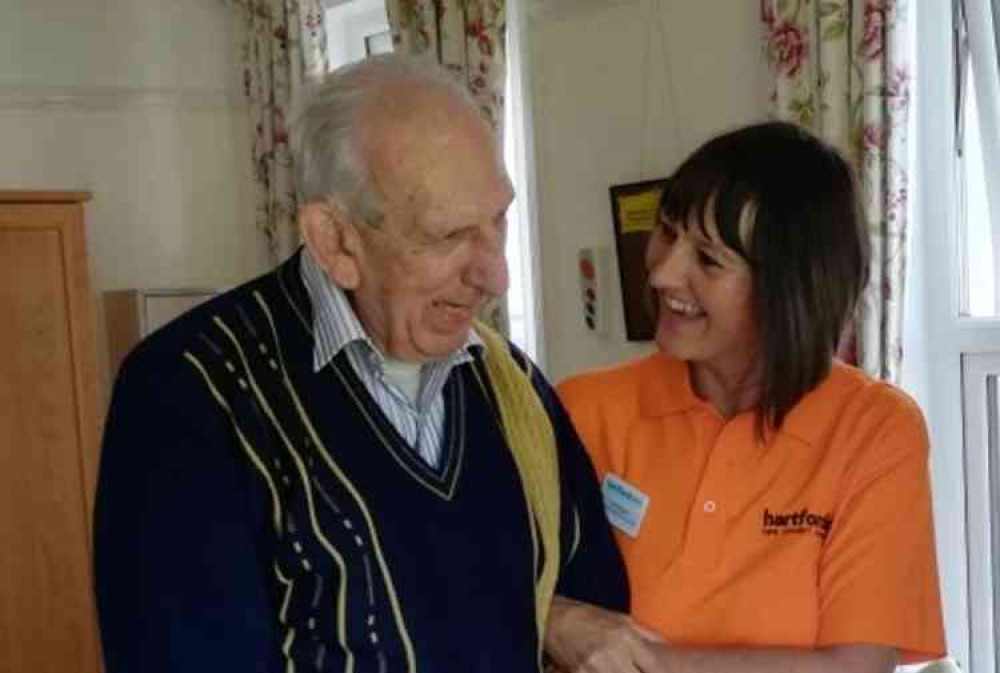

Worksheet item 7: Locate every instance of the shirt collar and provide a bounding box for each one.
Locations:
[778,360,864,445]
[638,353,702,418]
[637,352,856,446]
[299,247,483,373]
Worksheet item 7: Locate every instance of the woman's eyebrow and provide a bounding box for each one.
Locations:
[693,230,742,259]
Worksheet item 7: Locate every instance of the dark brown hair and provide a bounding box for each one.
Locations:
[658,121,869,435]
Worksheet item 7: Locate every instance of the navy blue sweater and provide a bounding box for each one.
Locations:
[94,253,628,673]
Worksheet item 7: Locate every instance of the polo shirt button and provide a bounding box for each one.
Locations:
[703,500,717,513]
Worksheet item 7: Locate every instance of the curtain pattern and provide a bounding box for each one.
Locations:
[761,0,911,383]
[385,0,510,334]
[223,0,329,264]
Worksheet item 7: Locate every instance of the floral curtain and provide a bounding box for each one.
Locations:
[761,0,911,383]
[385,0,510,334]
[222,0,329,264]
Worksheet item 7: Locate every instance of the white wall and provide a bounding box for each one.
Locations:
[0,0,265,293]
[526,0,770,382]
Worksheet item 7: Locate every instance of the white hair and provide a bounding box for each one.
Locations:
[291,53,479,225]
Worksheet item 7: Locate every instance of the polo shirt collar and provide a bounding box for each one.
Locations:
[638,352,853,447]
[778,361,859,445]
[638,353,701,418]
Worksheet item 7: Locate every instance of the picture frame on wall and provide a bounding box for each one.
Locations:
[364,30,393,56]
[609,178,669,341]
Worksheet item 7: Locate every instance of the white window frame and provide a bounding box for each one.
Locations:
[962,353,1000,673]
[504,0,545,367]
[914,3,1000,672]
[962,0,1000,316]
[322,0,392,68]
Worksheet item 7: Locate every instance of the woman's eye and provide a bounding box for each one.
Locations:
[698,250,721,268]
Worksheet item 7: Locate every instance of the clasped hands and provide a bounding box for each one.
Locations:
[545,596,667,673]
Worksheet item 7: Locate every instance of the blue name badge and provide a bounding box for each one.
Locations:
[601,474,650,538]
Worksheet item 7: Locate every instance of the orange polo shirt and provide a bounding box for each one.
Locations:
[557,353,945,663]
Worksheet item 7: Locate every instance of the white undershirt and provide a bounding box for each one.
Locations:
[382,358,423,406]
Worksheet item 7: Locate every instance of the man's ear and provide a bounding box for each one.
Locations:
[299,200,363,290]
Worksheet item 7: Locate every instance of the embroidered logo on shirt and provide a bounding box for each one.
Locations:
[761,508,832,539]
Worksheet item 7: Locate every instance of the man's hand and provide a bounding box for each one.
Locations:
[545,596,664,673]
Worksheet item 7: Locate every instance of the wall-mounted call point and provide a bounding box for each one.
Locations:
[577,246,610,337]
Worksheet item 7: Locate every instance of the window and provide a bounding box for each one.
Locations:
[501,0,542,364]
[962,353,1000,673]
[956,3,1000,672]
[322,0,541,361]
[915,3,1000,673]
[322,0,392,67]
[960,70,997,316]
[957,0,1000,317]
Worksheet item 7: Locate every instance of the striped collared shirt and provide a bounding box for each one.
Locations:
[300,248,483,468]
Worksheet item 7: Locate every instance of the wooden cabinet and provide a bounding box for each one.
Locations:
[0,191,103,673]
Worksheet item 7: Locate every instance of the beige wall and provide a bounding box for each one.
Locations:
[0,0,767,380]
[0,0,265,293]
[527,0,770,381]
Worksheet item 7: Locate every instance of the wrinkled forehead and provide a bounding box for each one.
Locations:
[364,83,492,160]
[416,154,514,232]
[365,91,511,221]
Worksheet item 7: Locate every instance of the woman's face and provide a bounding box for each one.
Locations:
[645,209,760,382]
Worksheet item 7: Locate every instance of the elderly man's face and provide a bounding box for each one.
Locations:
[349,94,513,362]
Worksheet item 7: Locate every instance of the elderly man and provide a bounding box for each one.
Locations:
[94,55,627,673]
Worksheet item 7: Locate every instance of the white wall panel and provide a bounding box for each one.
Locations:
[528,0,769,381]
[0,0,264,293]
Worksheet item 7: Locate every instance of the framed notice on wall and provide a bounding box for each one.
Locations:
[609,178,668,341]
[364,30,393,55]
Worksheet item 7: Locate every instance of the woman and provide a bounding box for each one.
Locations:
[545,122,946,673]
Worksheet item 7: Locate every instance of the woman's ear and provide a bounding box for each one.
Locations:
[299,200,362,290]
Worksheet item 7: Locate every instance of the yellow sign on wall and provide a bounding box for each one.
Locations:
[609,178,667,341]
[616,188,662,235]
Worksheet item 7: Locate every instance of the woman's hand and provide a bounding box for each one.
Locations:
[544,596,664,673]
[545,597,898,673]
